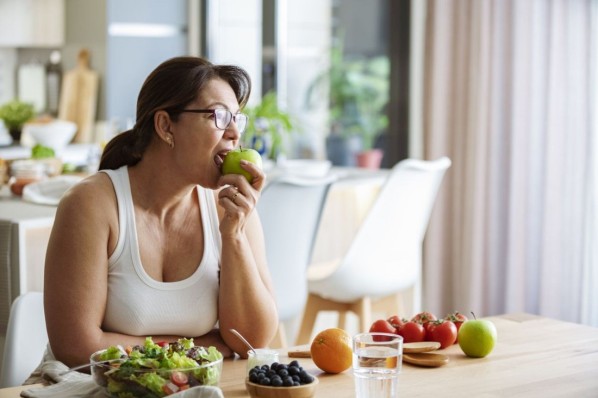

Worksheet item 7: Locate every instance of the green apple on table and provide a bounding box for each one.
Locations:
[458,314,498,358]
[221,147,262,183]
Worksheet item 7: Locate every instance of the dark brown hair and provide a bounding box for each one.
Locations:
[99,56,251,170]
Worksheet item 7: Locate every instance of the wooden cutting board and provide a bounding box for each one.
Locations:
[58,49,99,143]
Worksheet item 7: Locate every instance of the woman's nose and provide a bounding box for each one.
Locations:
[223,121,241,140]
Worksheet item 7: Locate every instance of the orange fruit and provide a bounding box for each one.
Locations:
[310,328,353,374]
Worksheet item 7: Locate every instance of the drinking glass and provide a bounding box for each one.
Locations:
[353,332,403,398]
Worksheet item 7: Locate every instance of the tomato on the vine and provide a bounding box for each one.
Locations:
[411,311,437,326]
[398,321,426,343]
[427,320,458,348]
[369,319,397,335]
[445,312,468,343]
[387,315,406,332]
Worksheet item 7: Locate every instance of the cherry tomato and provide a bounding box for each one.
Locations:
[387,315,406,332]
[411,311,437,326]
[445,312,468,343]
[427,320,458,348]
[369,319,397,340]
[170,370,189,387]
[398,321,426,343]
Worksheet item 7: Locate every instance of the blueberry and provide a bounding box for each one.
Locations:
[271,377,283,387]
[277,369,289,377]
[301,374,314,384]
[283,376,294,386]
[259,377,271,386]
[289,360,300,367]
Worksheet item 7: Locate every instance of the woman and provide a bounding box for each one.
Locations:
[43,56,279,368]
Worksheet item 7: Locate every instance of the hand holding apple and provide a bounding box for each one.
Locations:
[458,313,497,358]
[222,147,263,183]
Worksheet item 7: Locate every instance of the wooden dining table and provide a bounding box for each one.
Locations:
[0,313,597,397]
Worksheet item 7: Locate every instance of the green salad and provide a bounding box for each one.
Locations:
[95,337,223,397]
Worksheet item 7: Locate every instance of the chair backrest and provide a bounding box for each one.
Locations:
[0,292,47,388]
[320,157,451,299]
[258,173,336,321]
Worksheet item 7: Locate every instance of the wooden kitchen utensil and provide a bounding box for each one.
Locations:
[58,48,98,143]
[288,350,312,358]
[403,352,449,367]
[403,341,441,353]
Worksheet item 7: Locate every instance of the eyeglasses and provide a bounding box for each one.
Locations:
[178,109,249,134]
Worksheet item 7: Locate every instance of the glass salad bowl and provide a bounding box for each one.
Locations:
[90,337,223,397]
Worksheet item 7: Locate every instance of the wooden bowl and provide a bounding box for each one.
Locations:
[245,377,319,398]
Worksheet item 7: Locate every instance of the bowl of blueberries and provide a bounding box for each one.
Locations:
[245,360,318,398]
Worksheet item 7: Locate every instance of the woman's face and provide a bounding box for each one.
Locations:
[171,78,243,189]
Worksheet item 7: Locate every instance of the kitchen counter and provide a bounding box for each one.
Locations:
[0,143,100,168]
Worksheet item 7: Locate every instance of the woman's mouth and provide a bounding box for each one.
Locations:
[214,150,230,169]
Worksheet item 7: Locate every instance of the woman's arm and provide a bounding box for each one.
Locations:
[216,163,279,357]
[44,174,118,366]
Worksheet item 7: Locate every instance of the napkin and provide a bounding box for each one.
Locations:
[21,359,224,398]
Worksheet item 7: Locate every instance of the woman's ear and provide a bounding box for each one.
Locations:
[154,110,175,148]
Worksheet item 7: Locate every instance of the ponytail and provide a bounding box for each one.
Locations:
[99,128,148,170]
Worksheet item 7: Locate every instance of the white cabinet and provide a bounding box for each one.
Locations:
[0,0,64,47]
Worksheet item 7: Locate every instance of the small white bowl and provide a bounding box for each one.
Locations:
[22,120,77,151]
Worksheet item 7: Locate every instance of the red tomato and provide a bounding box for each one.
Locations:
[387,315,406,332]
[369,319,396,334]
[369,319,398,341]
[156,341,169,347]
[427,320,458,348]
[170,371,189,387]
[444,312,468,343]
[162,382,180,395]
[398,321,426,343]
[411,311,437,326]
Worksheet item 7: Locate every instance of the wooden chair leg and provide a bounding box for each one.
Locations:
[295,293,322,345]
[354,296,372,333]
[373,293,402,318]
[270,322,288,349]
[338,311,348,330]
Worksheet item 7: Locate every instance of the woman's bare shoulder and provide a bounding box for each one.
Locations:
[58,172,116,215]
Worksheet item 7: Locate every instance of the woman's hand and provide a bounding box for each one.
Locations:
[217,160,265,236]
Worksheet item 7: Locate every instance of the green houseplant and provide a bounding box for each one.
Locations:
[307,42,389,166]
[243,91,296,160]
[0,100,35,142]
[0,100,36,143]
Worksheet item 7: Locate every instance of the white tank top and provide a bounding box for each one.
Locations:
[100,166,221,337]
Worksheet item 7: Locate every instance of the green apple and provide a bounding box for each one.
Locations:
[458,318,497,358]
[221,147,262,183]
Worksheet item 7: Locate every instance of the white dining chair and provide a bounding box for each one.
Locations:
[295,157,451,344]
[258,172,337,348]
[0,292,47,388]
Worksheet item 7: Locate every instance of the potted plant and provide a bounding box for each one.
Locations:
[306,42,389,168]
[0,100,36,144]
[243,91,296,160]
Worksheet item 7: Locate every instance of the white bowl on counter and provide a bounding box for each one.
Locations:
[22,120,77,151]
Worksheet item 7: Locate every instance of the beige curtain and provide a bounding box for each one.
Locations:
[420,0,597,326]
